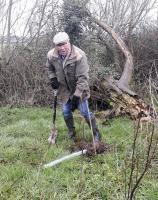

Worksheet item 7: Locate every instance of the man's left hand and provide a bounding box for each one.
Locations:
[71,95,80,111]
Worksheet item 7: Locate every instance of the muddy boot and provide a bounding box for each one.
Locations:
[85,116,101,143]
[64,116,77,143]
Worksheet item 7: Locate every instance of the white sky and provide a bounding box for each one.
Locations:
[11,0,37,36]
[0,0,157,37]
[0,0,37,36]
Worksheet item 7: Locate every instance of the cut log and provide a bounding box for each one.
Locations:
[91,79,155,122]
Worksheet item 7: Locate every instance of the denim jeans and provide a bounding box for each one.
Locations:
[62,99,93,119]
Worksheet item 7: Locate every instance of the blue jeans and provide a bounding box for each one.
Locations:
[62,99,93,119]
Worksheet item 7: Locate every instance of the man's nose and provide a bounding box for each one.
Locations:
[60,45,65,50]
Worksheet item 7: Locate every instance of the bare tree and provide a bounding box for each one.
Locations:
[7,0,13,51]
[89,0,157,35]
[0,0,157,109]
[0,0,62,105]
[75,0,158,121]
[125,76,158,199]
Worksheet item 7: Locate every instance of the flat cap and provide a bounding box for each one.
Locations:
[53,32,69,45]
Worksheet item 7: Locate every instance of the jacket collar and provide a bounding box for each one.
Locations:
[49,45,82,61]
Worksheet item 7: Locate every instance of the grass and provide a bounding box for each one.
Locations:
[0,106,157,200]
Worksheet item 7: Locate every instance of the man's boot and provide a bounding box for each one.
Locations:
[85,116,101,143]
[64,116,77,142]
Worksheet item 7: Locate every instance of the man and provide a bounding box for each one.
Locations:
[46,32,101,143]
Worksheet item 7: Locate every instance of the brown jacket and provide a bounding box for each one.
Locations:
[46,45,90,103]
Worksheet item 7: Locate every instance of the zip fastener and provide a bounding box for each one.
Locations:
[64,63,77,92]
[60,47,73,91]
[60,59,70,91]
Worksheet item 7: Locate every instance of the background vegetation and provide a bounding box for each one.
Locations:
[0,0,158,105]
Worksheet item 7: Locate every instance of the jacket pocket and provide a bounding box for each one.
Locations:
[66,63,76,76]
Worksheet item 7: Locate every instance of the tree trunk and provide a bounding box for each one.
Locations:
[87,14,154,121]
[7,0,13,52]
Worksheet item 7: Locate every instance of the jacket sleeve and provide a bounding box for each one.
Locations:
[74,53,90,97]
[45,56,56,79]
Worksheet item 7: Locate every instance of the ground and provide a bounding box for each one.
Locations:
[0,107,157,200]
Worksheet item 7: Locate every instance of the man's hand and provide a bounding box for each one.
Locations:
[50,77,60,90]
[71,95,80,111]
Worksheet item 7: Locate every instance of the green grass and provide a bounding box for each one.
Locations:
[0,107,157,200]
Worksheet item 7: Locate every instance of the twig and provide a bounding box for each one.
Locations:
[127,119,140,199]
[129,124,155,200]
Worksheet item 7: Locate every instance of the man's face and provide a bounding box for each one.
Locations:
[55,41,71,56]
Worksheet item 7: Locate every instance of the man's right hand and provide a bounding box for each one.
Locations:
[50,77,60,90]
[71,95,80,111]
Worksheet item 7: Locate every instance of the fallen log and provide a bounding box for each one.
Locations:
[85,14,156,122]
[90,77,156,122]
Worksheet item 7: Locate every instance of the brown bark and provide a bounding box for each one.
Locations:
[91,79,154,121]
[86,14,154,122]
[88,15,134,90]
